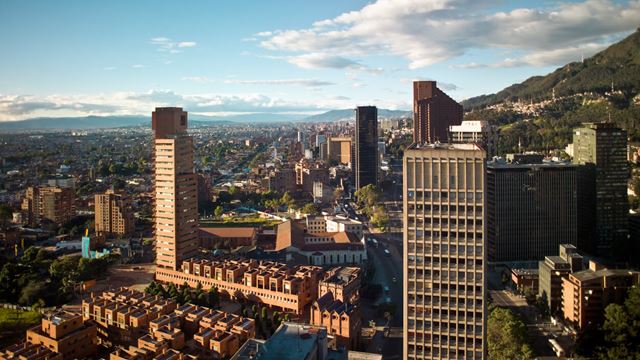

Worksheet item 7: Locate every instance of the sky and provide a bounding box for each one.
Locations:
[0,0,639,121]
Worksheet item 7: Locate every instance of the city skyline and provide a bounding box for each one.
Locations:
[1,0,639,121]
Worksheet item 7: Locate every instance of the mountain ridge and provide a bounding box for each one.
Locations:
[462,29,640,110]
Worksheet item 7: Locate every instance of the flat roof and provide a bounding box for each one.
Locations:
[231,323,325,360]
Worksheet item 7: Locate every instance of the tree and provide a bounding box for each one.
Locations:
[19,280,46,306]
[487,307,534,360]
[370,206,390,230]
[0,204,12,229]
[214,206,224,218]
[208,287,220,308]
[354,184,383,215]
[261,307,268,320]
[598,287,640,359]
[302,203,319,216]
[332,188,344,202]
[281,192,295,210]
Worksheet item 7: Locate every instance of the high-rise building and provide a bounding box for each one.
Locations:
[449,120,498,157]
[153,107,199,270]
[486,158,584,262]
[327,136,352,165]
[403,143,486,360]
[354,106,378,190]
[572,122,628,255]
[95,189,134,238]
[21,186,74,227]
[413,81,463,144]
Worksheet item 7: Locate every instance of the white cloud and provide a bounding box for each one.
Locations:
[181,76,215,83]
[0,90,358,121]
[131,64,145,68]
[103,66,116,71]
[150,37,197,53]
[223,78,336,87]
[177,41,197,48]
[257,0,640,69]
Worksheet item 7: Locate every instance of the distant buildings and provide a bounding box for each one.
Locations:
[403,143,486,360]
[486,157,584,262]
[354,106,378,190]
[413,81,462,144]
[573,122,628,255]
[267,168,297,194]
[21,186,74,227]
[153,107,199,271]
[95,189,134,238]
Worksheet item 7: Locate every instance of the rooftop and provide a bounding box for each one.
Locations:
[231,323,326,360]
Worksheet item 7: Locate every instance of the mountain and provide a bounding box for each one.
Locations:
[0,115,148,131]
[462,29,640,110]
[0,108,410,132]
[302,109,411,122]
[191,113,303,123]
[0,113,305,131]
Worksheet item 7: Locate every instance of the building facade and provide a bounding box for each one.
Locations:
[23,312,97,360]
[449,121,498,158]
[538,244,583,314]
[95,189,135,238]
[21,186,74,227]
[327,137,352,166]
[403,143,486,360]
[156,258,323,314]
[354,106,378,190]
[572,122,628,255]
[486,159,583,262]
[413,81,463,144]
[562,262,640,331]
[152,107,199,270]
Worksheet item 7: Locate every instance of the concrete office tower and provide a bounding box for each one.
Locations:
[153,107,199,270]
[95,189,134,238]
[449,120,498,158]
[413,81,463,144]
[573,123,628,255]
[486,159,583,262]
[403,143,486,360]
[354,106,378,190]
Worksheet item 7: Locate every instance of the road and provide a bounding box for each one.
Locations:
[490,290,561,357]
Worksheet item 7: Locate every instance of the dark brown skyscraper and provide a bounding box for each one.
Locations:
[354,106,378,190]
[413,81,463,144]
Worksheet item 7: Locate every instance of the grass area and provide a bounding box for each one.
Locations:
[0,308,42,347]
[200,216,282,229]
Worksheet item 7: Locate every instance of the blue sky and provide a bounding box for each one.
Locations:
[0,0,638,121]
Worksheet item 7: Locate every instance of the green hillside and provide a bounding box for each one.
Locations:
[462,29,640,110]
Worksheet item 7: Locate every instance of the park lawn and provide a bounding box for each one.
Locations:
[0,308,42,347]
[200,216,282,229]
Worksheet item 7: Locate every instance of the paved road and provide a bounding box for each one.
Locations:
[490,290,557,357]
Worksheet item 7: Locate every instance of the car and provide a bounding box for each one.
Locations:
[383,286,390,293]
[383,249,391,257]
[392,277,397,283]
